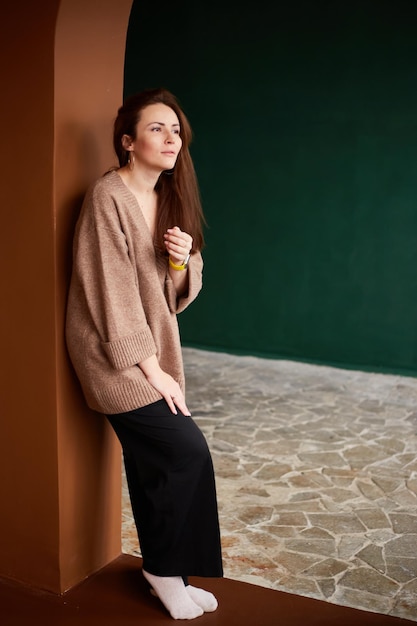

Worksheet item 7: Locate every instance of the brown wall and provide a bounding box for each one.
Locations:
[0,0,133,593]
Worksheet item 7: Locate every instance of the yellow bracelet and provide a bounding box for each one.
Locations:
[169,255,189,271]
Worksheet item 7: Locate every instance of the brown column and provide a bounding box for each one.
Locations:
[0,0,133,593]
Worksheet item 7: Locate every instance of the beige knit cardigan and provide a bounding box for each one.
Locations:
[65,170,203,415]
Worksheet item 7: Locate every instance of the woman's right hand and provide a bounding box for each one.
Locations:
[138,354,191,416]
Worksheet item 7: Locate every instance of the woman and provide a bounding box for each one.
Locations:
[66,88,223,620]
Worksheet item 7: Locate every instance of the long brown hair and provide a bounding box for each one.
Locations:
[113,88,205,252]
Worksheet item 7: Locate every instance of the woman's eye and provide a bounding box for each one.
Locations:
[151,126,161,132]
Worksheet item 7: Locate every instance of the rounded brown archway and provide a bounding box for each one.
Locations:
[0,0,132,594]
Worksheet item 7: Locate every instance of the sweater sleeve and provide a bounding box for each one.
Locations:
[164,251,203,314]
[73,183,157,370]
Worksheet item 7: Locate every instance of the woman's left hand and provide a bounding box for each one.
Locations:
[164,226,192,265]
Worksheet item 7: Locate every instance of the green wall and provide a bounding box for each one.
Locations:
[125,0,417,375]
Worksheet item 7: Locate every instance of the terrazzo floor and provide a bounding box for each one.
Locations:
[122,348,417,622]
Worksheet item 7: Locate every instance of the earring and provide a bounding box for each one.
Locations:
[128,151,135,170]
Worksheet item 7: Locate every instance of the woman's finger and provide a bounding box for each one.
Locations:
[174,397,191,416]
[163,393,177,415]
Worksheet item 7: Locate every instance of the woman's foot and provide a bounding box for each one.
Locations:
[143,569,203,620]
[186,585,218,612]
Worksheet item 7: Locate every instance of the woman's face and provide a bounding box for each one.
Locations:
[128,103,182,172]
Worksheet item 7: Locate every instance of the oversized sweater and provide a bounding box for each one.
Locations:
[65,170,203,415]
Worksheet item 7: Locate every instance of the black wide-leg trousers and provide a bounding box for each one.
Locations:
[106,399,223,578]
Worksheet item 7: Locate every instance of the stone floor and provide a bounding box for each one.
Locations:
[122,347,417,623]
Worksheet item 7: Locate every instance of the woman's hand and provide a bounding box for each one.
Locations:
[164,226,193,296]
[164,226,192,265]
[138,354,191,416]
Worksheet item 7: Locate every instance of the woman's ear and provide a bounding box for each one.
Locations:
[121,134,133,151]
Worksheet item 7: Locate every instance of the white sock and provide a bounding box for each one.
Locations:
[186,585,218,612]
[143,569,203,620]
